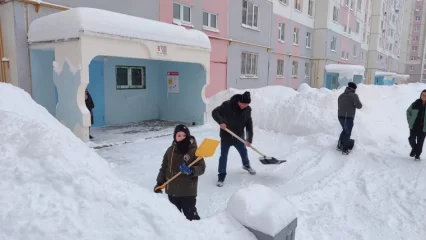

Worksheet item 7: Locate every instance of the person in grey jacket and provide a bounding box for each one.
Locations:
[337,82,363,154]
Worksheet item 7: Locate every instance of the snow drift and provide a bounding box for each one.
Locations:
[207,83,426,140]
[227,184,296,236]
[0,83,254,240]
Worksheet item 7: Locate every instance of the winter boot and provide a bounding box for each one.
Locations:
[415,156,421,161]
[410,149,416,157]
[243,165,256,175]
[341,147,350,155]
[217,174,225,187]
[336,141,343,151]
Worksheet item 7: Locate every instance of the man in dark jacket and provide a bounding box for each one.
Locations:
[85,89,95,140]
[406,90,426,161]
[212,91,256,187]
[337,82,363,154]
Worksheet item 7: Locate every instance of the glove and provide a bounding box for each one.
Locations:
[154,182,163,194]
[179,162,193,175]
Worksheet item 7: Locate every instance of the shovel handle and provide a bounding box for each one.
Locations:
[155,156,203,191]
[223,128,266,157]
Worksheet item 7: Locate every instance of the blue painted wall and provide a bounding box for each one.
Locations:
[30,49,56,115]
[103,57,161,125]
[97,57,206,126]
[158,62,206,125]
[88,59,105,127]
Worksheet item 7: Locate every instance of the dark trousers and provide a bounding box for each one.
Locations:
[408,130,426,157]
[218,140,250,181]
[338,117,354,149]
[168,195,200,221]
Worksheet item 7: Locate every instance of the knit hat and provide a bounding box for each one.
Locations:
[348,82,357,90]
[239,91,251,104]
[173,124,190,139]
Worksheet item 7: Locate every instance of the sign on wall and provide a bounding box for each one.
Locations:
[157,45,167,56]
[167,72,179,93]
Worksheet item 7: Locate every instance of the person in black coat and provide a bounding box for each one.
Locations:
[85,89,95,140]
[212,91,256,187]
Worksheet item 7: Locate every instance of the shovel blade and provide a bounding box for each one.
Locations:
[259,156,286,165]
[195,138,220,158]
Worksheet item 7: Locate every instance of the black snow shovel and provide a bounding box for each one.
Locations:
[224,128,286,165]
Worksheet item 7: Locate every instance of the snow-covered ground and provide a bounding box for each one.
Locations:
[95,83,426,239]
[1,81,426,240]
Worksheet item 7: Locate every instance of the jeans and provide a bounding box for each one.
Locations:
[408,130,426,158]
[218,141,250,181]
[338,116,354,149]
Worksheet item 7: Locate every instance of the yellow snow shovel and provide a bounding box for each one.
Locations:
[154,138,220,191]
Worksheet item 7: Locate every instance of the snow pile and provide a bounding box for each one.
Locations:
[207,83,426,139]
[227,184,297,236]
[0,83,254,240]
[206,86,297,124]
[27,7,211,49]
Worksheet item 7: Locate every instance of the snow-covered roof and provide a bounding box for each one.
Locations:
[27,8,211,50]
[325,64,365,75]
[375,71,396,76]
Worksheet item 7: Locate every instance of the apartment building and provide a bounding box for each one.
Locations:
[365,0,404,84]
[400,0,426,83]
[271,0,314,89]
[0,0,408,100]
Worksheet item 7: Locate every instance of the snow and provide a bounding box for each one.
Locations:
[375,71,396,76]
[27,8,211,50]
[3,80,426,240]
[325,64,365,75]
[226,184,296,236]
[95,83,426,240]
[0,82,255,240]
[1,57,9,61]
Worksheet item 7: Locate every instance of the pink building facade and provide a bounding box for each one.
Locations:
[160,0,228,98]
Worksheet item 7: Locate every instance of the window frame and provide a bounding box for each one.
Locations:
[115,65,147,90]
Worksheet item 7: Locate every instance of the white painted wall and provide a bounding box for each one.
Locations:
[327,0,343,35]
[272,0,314,28]
[0,2,18,86]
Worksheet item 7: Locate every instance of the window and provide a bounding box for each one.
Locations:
[116,66,146,89]
[277,59,284,77]
[293,28,299,44]
[350,0,354,9]
[278,23,285,41]
[413,36,419,41]
[304,62,310,79]
[361,51,364,61]
[416,16,421,21]
[306,32,311,48]
[241,52,258,77]
[173,2,191,23]
[346,52,349,60]
[410,65,415,71]
[341,51,345,59]
[389,43,392,51]
[333,6,339,22]
[357,0,362,10]
[203,12,218,30]
[353,45,357,57]
[344,25,347,32]
[349,27,352,34]
[331,36,337,51]
[356,22,360,34]
[308,0,313,16]
[411,56,415,60]
[412,46,418,51]
[346,0,350,7]
[242,0,259,28]
[292,61,298,77]
[363,31,366,43]
[415,26,420,32]
[279,0,288,5]
[294,0,301,11]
